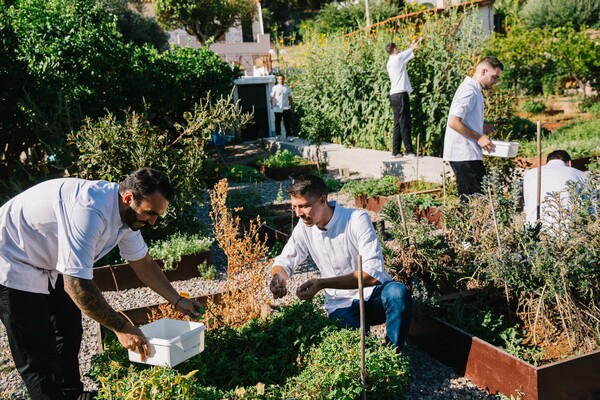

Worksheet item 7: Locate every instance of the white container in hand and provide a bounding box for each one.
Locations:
[128,318,206,367]
[486,140,520,158]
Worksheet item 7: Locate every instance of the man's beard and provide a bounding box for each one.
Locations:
[124,207,145,231]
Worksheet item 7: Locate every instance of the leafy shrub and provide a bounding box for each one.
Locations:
[223,164,264,183]
[148,232,213,271]
[341,175,399,198]
[325,177,344,193]
[287,327,410,399]
[520,99,546,114]
[260,149,311,168]
[69,93,252,239]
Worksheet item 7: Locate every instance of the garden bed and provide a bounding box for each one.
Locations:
[260,163,324,180]
[409,314,600,399]
[93,251,212,292]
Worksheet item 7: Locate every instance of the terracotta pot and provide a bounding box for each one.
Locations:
[93,251,212,292]
[409,309,600,399]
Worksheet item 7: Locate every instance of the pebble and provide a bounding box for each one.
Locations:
[0,156,500,399]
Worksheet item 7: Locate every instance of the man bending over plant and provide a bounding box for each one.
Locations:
[0,168,202,400]
[269,175,413,349]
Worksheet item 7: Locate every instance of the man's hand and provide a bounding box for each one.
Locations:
[115,323,150,361]
[478,135,495,152]
[174,297,203,318]
[270,272,288,299]
[296,278,321,300]
[410,37,424,50]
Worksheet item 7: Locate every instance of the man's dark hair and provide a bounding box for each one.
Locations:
[478,56,504,71]
[547,150,571,163]
[385,43,397,55]
[119,168,174,203]
[289,175,328,199]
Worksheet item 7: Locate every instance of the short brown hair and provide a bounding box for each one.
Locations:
[289,175,328,199]
[385,43,398,55]
[478,56,504,71]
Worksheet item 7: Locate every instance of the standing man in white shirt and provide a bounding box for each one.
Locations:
[523,150,588,228]
[270,74,293,140]
[443,56,503,201]
[0,168,202,400]
[386,38,422,158]
[269,175,413,350]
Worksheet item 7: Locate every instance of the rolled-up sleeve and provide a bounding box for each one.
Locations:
[272,225,309,278]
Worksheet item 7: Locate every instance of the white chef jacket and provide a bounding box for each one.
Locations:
[0,178,148,294]
[270,84,292,113]
[443,76,485,162]
[387,47,414,95]
[523,160,588,226]
[273,201,392,315]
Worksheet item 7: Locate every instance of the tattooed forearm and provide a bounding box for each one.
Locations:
[63,275,128,331]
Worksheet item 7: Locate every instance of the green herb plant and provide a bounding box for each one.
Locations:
[341,175,399,198]
[148,232,213,271]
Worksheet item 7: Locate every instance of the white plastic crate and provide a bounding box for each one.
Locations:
[128,318,206,367]
[485,140,520,158]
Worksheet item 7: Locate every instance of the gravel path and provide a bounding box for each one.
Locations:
[0,144,500,399]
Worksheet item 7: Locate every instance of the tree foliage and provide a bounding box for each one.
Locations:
[521,0,600,30]
[153,0,257,44]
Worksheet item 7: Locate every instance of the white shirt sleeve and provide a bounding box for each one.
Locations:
[272,224,309,278]
[450,87,477,120]
[350,211,389,284]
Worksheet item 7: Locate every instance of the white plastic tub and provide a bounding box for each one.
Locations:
[128,318,206,367]
[486,140,520,158]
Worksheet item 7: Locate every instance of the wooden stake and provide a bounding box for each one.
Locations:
[357,255,367,400]
[395,195,409,239]
[416,132,420,180]
[442,162,447,208]
[536,121,542,223]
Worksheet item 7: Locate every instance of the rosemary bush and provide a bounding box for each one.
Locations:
[148,232,213,271]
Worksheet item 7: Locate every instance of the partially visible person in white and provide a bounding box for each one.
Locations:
[523,150,588,228]
[270,74,293,140]
[443,56,503,201]
[385,38,423,158]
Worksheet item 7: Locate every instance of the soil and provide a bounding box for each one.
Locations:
[515,94,594,133]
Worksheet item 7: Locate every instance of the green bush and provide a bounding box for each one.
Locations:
[579,95,600,115]
[224,164,264,183]
[520,99,546,114]
[148,232,213,271]
[341,175,399,198]
[69,93,252,239]
[287,328,410,399]
[260,149,311,168]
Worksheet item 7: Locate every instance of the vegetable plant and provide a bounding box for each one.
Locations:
[148,232,213,271]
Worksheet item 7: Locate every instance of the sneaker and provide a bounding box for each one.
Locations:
[404,153,416,158]
[391,153,402,158]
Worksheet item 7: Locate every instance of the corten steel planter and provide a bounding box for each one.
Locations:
[416,206,442,228]
[409,314,600,399]
[354,195,392,213]
[93,251,212,292]
[260,163,325,181]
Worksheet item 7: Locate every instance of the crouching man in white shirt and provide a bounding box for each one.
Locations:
[269,175,413,350]
[523,150,588,229]
[0,168,202,400]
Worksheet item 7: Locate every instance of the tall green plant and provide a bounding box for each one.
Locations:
[289,6,486,155]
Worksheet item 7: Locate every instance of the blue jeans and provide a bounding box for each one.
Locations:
[329,281,413,349]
